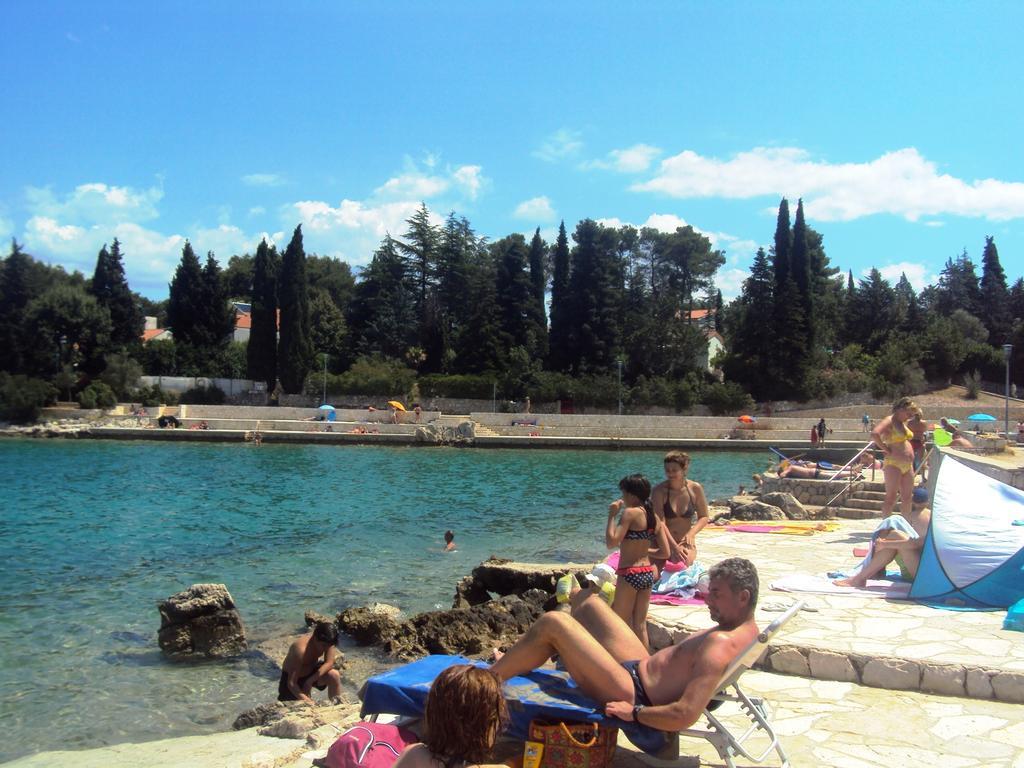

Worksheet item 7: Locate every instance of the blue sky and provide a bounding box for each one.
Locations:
[2,1,1022,300]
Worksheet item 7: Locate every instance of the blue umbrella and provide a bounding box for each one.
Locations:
[967,413,996,421]
[318,404,335,410]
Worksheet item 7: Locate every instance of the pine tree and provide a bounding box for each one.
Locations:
[848,269,897,353]
[455,245,503,373]
[547,221,572,371]
[277,225,313,393]
[247,239,279,388]
[979,236,1012,344]
[527,228,549,361]
[90,238,142,351]
[350,235,416,361]
[434,214,480,371]
[721,247,775,398]
[0,240,39,373]
[566,220,623,373]
[935,250,982,318]
[398,203,439,311]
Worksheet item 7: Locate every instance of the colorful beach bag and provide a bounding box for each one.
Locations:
[322,722,416,768]
[527,719,618,768]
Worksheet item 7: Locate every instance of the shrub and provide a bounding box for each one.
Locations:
[100,352,143,399]
[417,373,497,399]
[320,356,416,396]
[702,381,754,415]
[179,384,226,405]
[132,384,176,407]
[0,373,57,423]
[78,381,117,410]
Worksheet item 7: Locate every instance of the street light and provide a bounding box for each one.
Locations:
[1004,344,1013,440]
[617,359,623,416]
[321,353,328,406]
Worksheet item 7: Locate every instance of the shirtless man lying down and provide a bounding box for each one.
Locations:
[491,557,758,731]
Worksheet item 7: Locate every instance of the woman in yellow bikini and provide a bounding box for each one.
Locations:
[872,397,918,518]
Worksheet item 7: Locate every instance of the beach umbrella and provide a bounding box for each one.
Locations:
[944,418,961,426]
[737,415,755,423]
[318,404,335,410]
[967,413,996,422]
[387,400,407,411]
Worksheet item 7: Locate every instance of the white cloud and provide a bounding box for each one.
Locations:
[634,146,1024,222]
[716,267,750,301]
[374,172,450,200]
[452,165,484,200]
[25,182,163,224]
[871,261,936,292]
[584,143,662,173]
[533,128,583,162]
[26,216,86,245]
[513,196,556,222]
[248,206,266,217]
[241,173,286,187]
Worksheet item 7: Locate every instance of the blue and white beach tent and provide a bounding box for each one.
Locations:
[910,456,1024,609]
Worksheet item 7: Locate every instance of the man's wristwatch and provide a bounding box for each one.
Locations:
[632,704,644,722]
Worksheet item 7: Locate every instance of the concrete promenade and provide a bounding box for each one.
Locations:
[647,519,1024,704]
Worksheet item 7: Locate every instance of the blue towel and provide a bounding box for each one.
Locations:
[853,515,919,575]
[359,654,670,755]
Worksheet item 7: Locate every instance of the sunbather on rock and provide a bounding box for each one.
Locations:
[833,487,931,588]
[491,558,759,731]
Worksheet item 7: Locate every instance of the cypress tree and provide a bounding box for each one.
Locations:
[527,228,549,361]
[547,221,572,371]
[247,239,279,388]
[790,199,813,341]
[494,234,535,356]
[277,225,313,393]
[90,238,142,351]
[772,199,792,290]
[566,219,622,373]
[167,241,204,351]
[0,240,38,372]
[201,251,235,351]
[721,247,775,398]
[979,236,1012,344]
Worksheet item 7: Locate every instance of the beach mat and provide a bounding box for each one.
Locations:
[721,521,840,535]
[359,654,669,755]
[650,594,704,606]
[771,573,911,599]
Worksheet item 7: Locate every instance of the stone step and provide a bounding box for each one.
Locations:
[850,490,887,501]
[841,498,886,511]
[822,505,882,519]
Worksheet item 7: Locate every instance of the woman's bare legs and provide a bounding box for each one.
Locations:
[881,464,901,516]
[896,469,915,518]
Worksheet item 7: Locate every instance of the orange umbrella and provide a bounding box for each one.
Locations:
[737,415,755,423]
[387,400,406,411]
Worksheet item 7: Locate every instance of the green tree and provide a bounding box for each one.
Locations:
[247,239,279,388]
[721,248,775,398]
[307,255,356,311]
[398,203,439,310]
[847,269,897,354]
[935,250,982,318]
[434,214,480,371]
[25,284,113,376]
[167,242,205,352]
[309,289,347,364]
[493,234,536,361]
[527,228,549,361]
[201,251,235,358]
[350,235,417,361]
[90,238,143,352]
[222,254,255,301]
[99,351,143,398]
[979,236,1012,344]
[565,219,623,373]
[454,245,503,373]
[547,221,572,371]
[277,225,314,393]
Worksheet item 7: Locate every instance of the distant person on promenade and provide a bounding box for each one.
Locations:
[862,413,871,432]
[491,558,760,731]
[816,418,827,447]
[834,487,930,588]
[650,451,709,572]
[809,425,819,446]
[279,621,343,705]
[443,530,456,552]
[873,397,918,518]
[606,474,670,648]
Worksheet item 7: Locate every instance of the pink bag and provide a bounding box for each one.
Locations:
[323,722,417,768]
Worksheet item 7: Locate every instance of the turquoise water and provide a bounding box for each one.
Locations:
[0,440,764,762]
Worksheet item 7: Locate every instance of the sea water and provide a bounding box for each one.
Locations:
[0,439,764,762]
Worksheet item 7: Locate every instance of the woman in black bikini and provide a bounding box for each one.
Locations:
[650,450,709,573]
[606,474,671,649]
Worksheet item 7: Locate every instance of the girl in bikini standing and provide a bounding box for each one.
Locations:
[606,474,671,649]
[650,451,709,573]
[873,397,918,518]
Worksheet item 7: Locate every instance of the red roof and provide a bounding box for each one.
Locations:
[143,328,167,342]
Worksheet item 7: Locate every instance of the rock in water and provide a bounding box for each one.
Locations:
[158,583,247,657]
[730,501,787,521]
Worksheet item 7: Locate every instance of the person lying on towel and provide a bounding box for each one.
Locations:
[833,487,931,588]
[491,558,758,731]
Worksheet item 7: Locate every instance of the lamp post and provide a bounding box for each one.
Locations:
[321,353,328,406]
[1004,344,1013,440]
[617,359,623,416]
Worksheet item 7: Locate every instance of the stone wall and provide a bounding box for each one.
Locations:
[758,476,866,506]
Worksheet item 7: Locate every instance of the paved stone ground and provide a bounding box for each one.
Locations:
[647,520,1024,702]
